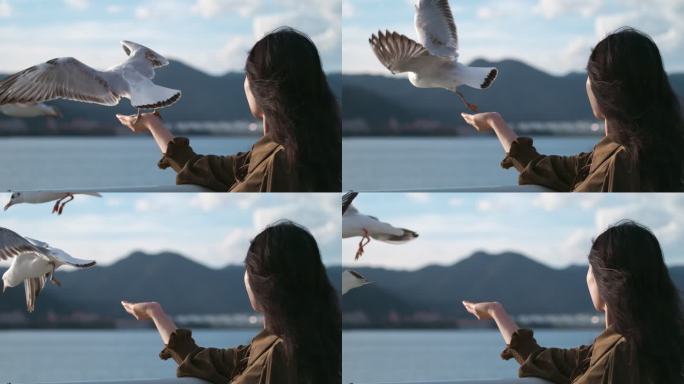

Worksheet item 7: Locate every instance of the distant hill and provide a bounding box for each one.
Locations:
[0,60,342,132]
[342,59,684,134]
[0,251,342,323]
[339,251,684,326]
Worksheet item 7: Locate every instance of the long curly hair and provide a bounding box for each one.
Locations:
[588,220,684,382]
[587,27,684,191]
[244,220,341,383]
[245,27,341,192]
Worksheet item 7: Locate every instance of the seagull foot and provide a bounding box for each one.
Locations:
[355,230,371,261]
[51,277,62,287]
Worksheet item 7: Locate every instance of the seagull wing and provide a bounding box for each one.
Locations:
[0,228,42,261]
[24,275,47,313]
[25,238,96,268]
[371,228,419,244]
[342,191,358,215]
[342,269,371,295]
[369,31,447,74]
[415,0,459,58]
[0,58,121,106]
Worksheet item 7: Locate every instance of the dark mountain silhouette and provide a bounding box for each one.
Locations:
[342,59,684,133]
[339,251,684,326]
[0,59,342,132]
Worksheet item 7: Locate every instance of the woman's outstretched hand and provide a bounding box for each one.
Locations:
[462,300,502,320]
[116,112,161,134]
[461,112,501,133]
[121,300,161,321]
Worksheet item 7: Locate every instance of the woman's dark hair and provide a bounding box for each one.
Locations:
[588,220,684,382]
[245,27,341,192]
[244,220,341,384]
[587,27,684,191]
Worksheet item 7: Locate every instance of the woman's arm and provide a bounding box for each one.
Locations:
[463,300,519,344]
[116,112,175,153]
[461,112,518,153]
[121,300,177,344]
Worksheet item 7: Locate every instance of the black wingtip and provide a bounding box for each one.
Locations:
[134,91,182,110]
[480,69,498,89]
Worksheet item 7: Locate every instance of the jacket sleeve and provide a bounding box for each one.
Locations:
[501,137,592,192]
[501,329,591,384]
[159,329,249,384]
[158,137,249,191]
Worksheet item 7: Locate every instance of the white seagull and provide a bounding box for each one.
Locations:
[0,103,61,118]
[342,192,419,260]
[4,191,102,215]
[0,227,96,312]
[342,270,372,295]
[369,0,498,112]
[0,41,181,123]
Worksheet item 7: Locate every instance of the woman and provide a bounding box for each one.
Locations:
[464,221,684,383]
[117,28,341,192]
[121,221,341,384]
[462,28,684,192]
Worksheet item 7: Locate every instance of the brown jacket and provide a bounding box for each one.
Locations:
[501,136,641,192]
[160,328,288,384]
[158,135,293,192]
[502,327,651,384]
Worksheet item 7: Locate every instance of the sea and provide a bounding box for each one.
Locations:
[343,137,599,191]
[0,328,600,383]
[0,137,256,191]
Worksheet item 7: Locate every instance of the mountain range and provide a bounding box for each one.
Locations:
[342,59,684,134]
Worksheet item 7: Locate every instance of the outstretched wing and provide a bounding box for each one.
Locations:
[24,275,47,313]
[342,191,358,215]
[371,228,419,244]
[0,228,41,261]
[25,239,96,268]
[369,31,446,74]
[0,58,121,106]
[415,0,459,58]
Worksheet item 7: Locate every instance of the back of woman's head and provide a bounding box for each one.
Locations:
[245,220,341,383]
[587,27,684,191]
[588,220,684,381]
[245,27,341,192]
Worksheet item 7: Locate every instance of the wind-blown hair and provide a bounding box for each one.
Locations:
[244,220,341,383]
[245,27,341,192]
[587,27,684,191]
[588,220,684,382]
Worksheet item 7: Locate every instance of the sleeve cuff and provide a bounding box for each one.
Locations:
[158,137,196,173]
[159,328,200,365]
[501,328,541,365]
[501,137,541,172]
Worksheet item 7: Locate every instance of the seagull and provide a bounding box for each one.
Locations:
[0,103,61,118]
[369,0,498,112]
[342,269,372,295]
[0,41,181,123]
[4,191,102,215]
[0,227,96,312]
[342,191,419,260]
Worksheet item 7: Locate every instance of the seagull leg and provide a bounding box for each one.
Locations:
[355,229,371,261]
[52,198,65,214]
[57,193,74,215]
[456,91,479,113]
[49,264,61,287]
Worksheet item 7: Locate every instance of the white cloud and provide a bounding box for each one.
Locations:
[406,193,430,204]
[0,0,11,17]
[106,4,123,14]
[64,0,89,10]
[192,0,262,18]
[533,0,602,19]
[342,0,355,18]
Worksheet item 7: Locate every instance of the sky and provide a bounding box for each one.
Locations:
[0,193,341,268]
[343,193,684,271]
[0,0,341,75]
[343,0,684,75]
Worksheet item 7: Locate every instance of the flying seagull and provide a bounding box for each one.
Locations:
[342,191,419,260]
[342,269,372,295]
[4,191,102,215]
[0,103,61,118]
[0,41,181,123]
[0,227,96,312]
[369,0,498,112]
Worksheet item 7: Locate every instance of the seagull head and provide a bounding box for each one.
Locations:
[4,191,22,211]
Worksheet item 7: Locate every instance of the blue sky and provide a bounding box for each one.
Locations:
[343,193,684,270]
[0,193,340,268]
[343,0,684,75]
[0,0,341,75]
